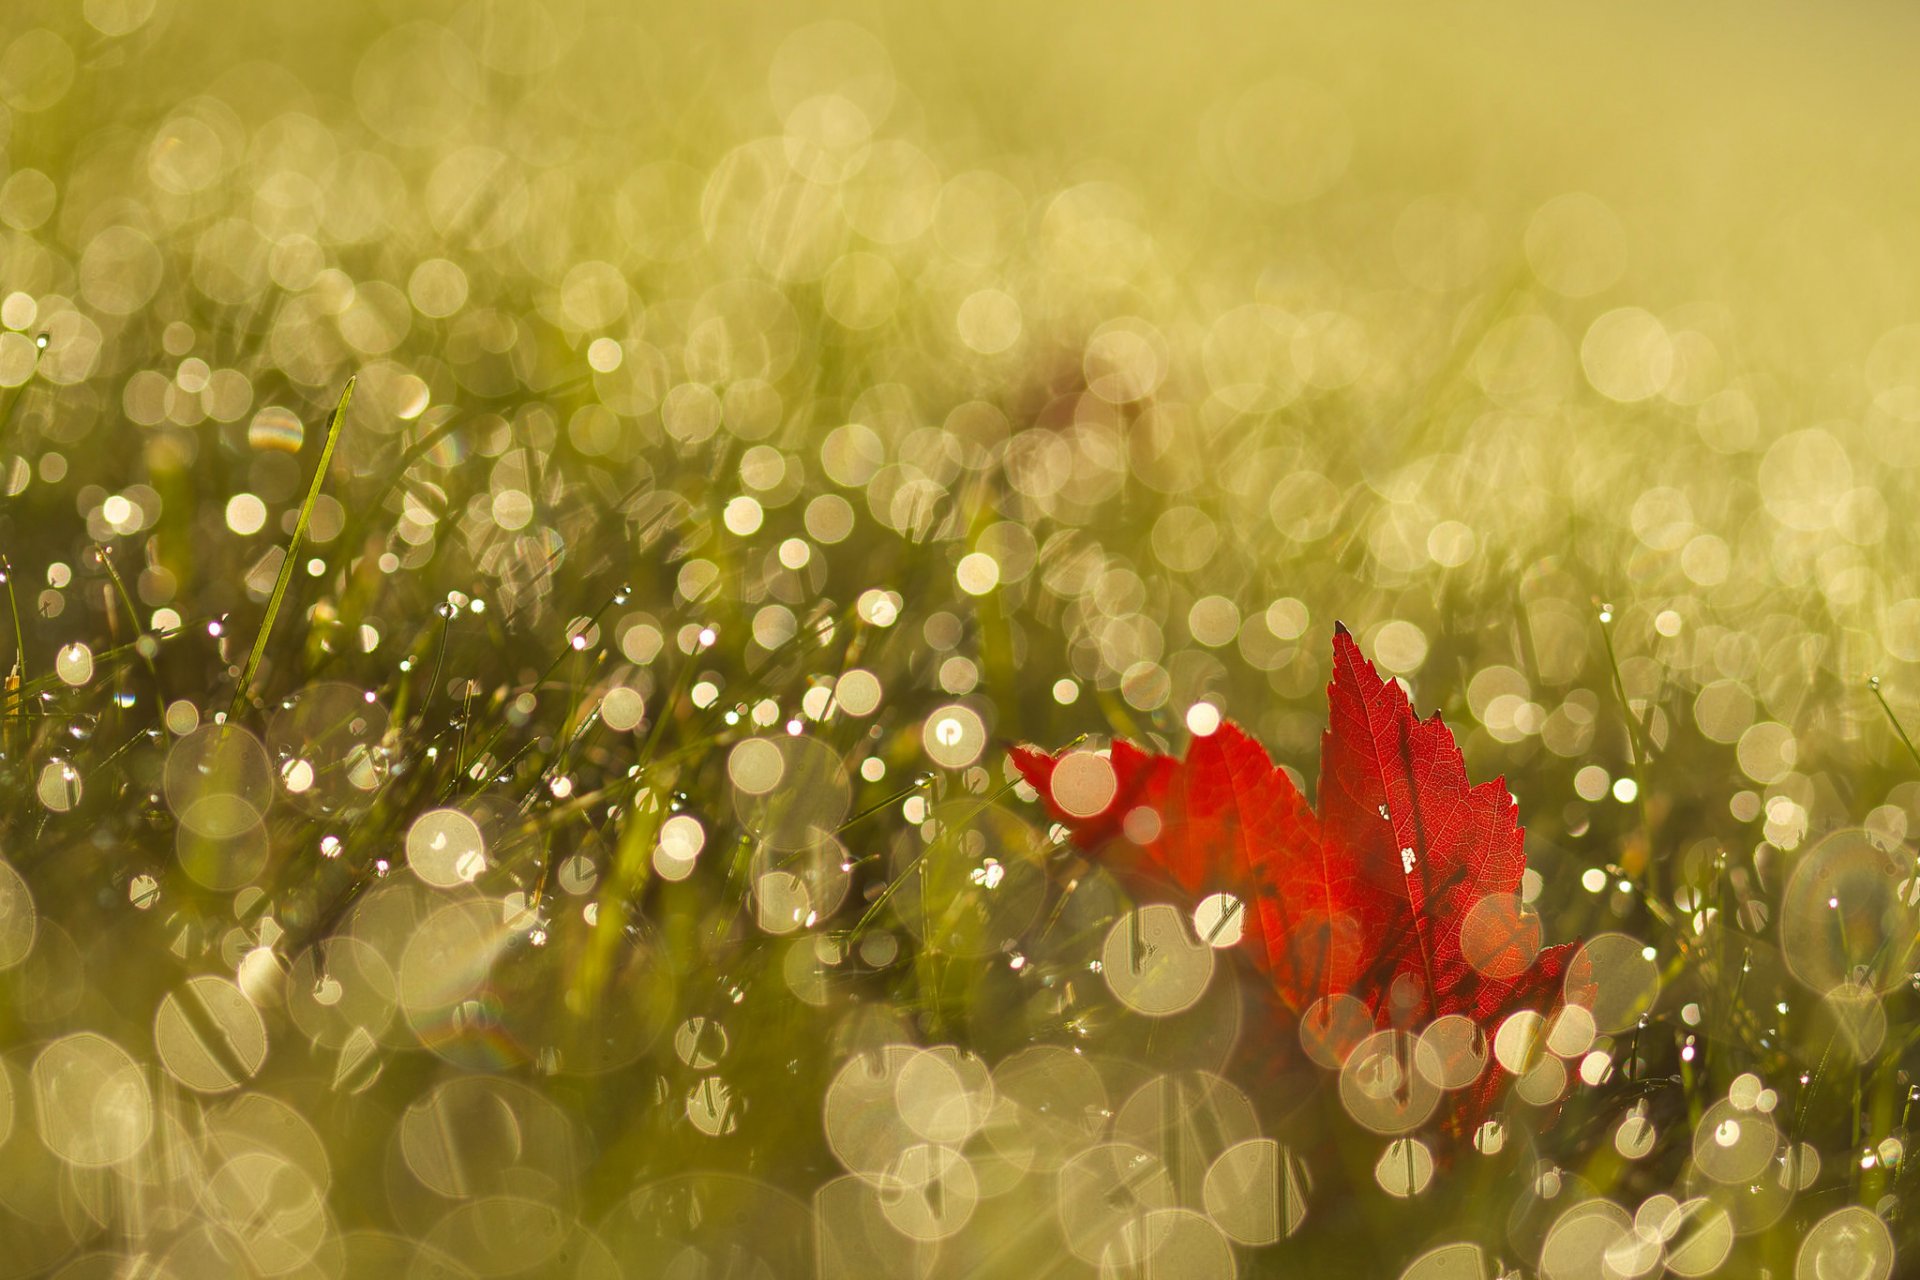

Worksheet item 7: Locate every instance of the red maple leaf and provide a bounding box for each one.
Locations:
[1010,625,1574,1136]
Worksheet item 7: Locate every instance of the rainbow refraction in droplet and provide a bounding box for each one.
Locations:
[247,405,305,453]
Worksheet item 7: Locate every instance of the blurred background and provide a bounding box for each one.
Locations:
[1,0,1918,1275]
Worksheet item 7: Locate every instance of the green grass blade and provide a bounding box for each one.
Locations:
[228,377,354,721]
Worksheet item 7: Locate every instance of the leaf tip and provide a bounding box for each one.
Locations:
[1006,742,1057,790]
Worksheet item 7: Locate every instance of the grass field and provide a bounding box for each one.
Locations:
[0,1,1917,1275]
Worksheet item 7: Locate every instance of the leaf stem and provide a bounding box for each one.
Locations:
[1867,675,1920,774]
[2,554,24,766]
[1597,604,1657,899]
[228,377,353,721]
